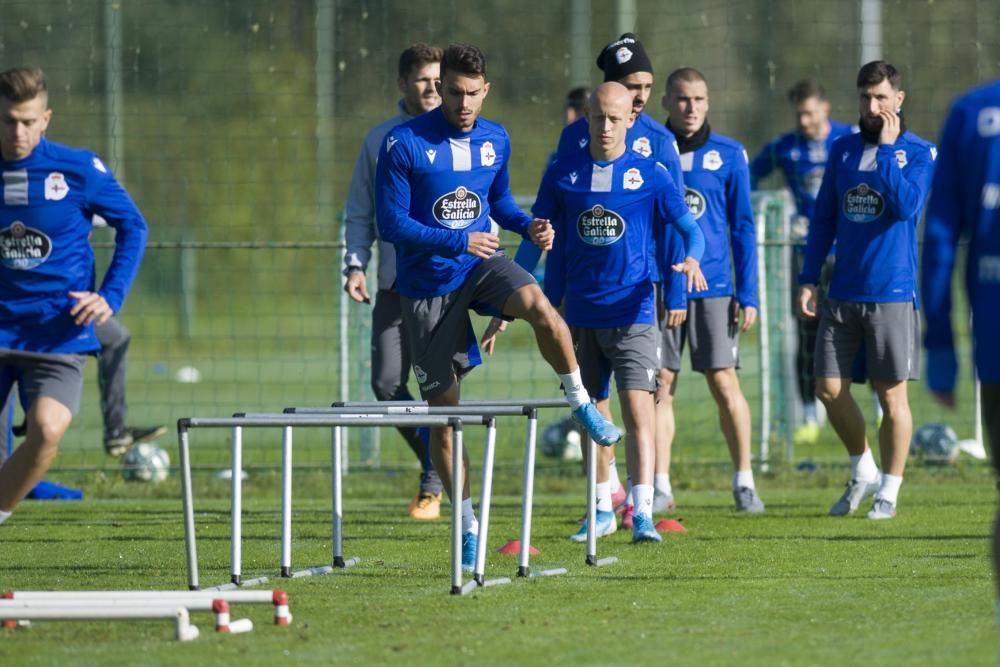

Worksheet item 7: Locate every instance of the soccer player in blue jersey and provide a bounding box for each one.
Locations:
[536,82,706,543]
[375,43,621,571]
[922,79,1000,606]
[799,61,935,519]
[750,80,855,443]
[343,43,445,520]
[0,67,148,523]
[657,67,764,513]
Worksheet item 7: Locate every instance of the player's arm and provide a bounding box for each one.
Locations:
[922,104,967,405]
[727,148,759,330]
[798,148,838,319]
[343,130,379,303]
[748,139,778,190]
[876,135,935,222]
[375,133,469,257]
[660,227,690,328]
[77,157,149,325]
[654,162,705,290]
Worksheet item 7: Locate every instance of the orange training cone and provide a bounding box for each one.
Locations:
[655,518,687,533]
[497,540,540,555]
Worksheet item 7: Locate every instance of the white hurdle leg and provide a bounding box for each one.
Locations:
[451,422,466,595]
[473,418,510,590]
[179,425,200,590]
[280,426,293,577]
[330,426,359,569]
[518,409,567,578]
[585,434,616,568]
[230,426,243,585]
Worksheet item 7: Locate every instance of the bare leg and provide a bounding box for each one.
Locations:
[620,389,656,487]
[655,368,678,475]
[816,376,870,457]
[872,380,911,476]
[705,368,753,471]
[502,284,577,374]
[426,380,470,502]
[0,396,72,511]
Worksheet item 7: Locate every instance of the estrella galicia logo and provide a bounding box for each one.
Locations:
[577,204,625,246]
[433,186,482,229]
[842,182,885,223]
[1,221,52,270]
[684,187,706,219]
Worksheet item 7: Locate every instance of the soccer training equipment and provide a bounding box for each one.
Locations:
[541,414,584,461]
[911,423,960,465]
[121,443,170,482]
[572,403,621,446]
[829,477,881,516]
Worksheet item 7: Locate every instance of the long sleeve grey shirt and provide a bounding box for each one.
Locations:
[342,101,416,291]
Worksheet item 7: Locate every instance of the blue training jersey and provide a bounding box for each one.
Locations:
[1,138,148,354]
[749,121,855,222]
[676,132,759,308]
[923,79,1000,389]
[375,107,531,299]
[800,131,935,303]
[532,149,702,328]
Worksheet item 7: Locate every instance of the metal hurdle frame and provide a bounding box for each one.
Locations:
[316,398,616,571]
[0,604,200,641]
[178,414,497,595]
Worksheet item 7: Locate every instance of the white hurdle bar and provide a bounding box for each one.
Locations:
[0,603,200,641]
[3,590,291,627]
[239,410,513,594]
[179,414,491,595]
[305,398,574,578]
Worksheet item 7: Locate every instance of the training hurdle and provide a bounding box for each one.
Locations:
[287,400,575,583]
[2,590,291,629]
[312,398,615,571]
[179,414,499,595]
[0,603,200,641]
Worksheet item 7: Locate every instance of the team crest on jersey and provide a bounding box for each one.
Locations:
[631,136,652,158]
[615,47,633,64]
[44,172,70,201]
[623,168,643,190]
[790,148,801,162]
[894,150,908,168]
[386,136,398,152]
[425,149,437,164]
[702,150,723,171]
[843,182,885,223]
[0,221,52,270]
[684,187,707,219]
[577,204,625,246]
[480,141,496,167]
[433,186,482,229]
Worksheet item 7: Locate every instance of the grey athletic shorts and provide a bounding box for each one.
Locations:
[401,254,535,399]
[660,296,741,372]
[0,349,88,415]
[815,298,919,382]
[571,324,659,400]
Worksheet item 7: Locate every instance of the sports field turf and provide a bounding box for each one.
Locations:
[1,465,995,666]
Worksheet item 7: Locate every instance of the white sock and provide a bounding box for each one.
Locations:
[850,449,880,482]
[558,368,591,410]
[596,482,612,512]
[608,458,622,492]
[877,473,903,505]
[803,401,819,425]
[461,497,478,534]
[632,484,654,518]
[0,510,10,525]
[655,473,672,497]
[733,469,755,491]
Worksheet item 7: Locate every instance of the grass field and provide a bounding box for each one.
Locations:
[1,463,996,666]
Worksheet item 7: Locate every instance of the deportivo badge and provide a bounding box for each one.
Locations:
[631,136,652,158]
[623,168,643,190]
[703,150,723,171]
[894,150,908,168]
[44,172,69,201]
[480,141,496,167]
[615,47,633,64]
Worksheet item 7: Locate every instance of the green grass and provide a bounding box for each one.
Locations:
[1,467,996,666]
